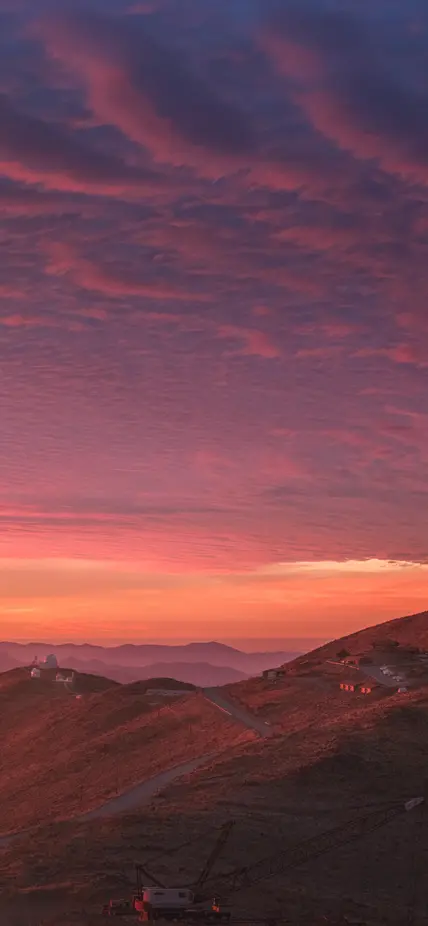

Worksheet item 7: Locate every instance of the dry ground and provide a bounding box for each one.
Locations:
[0,668,253,834]
[2,675,428,924]
[219,608,428,727]
[2,612,428,924]
[292,608,428,664]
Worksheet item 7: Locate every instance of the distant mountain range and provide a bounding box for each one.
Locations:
[0,641,300,688]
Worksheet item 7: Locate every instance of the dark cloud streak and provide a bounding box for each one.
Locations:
[0,0,427,569]
[263,2,428,185]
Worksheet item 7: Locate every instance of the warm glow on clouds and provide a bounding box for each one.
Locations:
[1,0,428,644]
[1,558,427,643]
[259,559,428,576]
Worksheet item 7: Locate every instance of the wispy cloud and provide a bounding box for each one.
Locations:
[0,0,427,640]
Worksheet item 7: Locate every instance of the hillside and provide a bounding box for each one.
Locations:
[0,668,252,835]
[2,679,428,924]
[307,608,428,660]
[217,609,428,720]
[1,612,428,925]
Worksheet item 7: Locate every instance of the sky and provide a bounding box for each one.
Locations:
[1,0,428,644]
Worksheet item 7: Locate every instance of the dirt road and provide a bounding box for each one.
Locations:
[79,754,213,820]
[203,687,274,738]
[0,754,213,848]
[0,689,272,847]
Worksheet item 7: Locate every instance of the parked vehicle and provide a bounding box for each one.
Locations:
[134,890,230,922]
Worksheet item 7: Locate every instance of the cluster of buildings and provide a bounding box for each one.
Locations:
[30,654,58,678]
[29,657,78,693]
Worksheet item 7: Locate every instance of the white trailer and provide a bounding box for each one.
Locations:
[134,888,194,918]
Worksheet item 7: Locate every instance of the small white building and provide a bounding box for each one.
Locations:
[262,668,286,681]
[56,671,75,684]
[30,667,41,679]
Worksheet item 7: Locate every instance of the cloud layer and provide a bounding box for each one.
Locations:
[1,0,428,638]
[264,3,428,185]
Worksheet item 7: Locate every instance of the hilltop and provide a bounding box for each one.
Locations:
[219,609,428,722]
[1,611,428,925]
[309,608,428,658]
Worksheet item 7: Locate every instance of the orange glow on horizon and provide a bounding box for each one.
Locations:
[1,557,427,644]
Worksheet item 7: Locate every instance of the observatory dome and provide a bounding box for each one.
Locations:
[44,654,58,669]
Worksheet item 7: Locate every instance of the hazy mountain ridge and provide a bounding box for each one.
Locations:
[0,641,300,687]
[43,657,247,687]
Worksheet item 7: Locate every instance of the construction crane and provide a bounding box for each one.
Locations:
[136,863,166,892]
[132,821,235,920]
[135,820,235,894]
[193,821,235,893]
[206,796,425,897]
[109,799,424,920]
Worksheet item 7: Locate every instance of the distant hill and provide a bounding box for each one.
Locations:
[124,677,195,693]
[0,651,20,674]
[0,641,300,684]
[60,660,248,687]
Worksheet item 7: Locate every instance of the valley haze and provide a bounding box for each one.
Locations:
[0,640,303,687]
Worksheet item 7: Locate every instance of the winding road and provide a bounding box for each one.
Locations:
[0,755,214,849]
[0,689,269,849]
[79,754,214,821]
[203,687,274,738]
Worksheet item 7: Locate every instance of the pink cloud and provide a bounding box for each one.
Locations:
[274,223,360,253]
[356,344,428,367]
[296,345,344,360]
[263,7,428,186]
[38,12,256,179]
[0,314,46,328]
[216,325,281,359]
[37,11,340,197]
[0,93,159,197]
[44,241,211,302]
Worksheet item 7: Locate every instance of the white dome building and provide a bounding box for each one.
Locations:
[30,667,41,679]
[44,654,58,669]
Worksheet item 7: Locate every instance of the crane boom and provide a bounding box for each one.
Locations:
[194,821,236,890]
[136,863,166,891]
[221,797,424,894]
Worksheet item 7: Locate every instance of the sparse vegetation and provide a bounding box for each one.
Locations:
[2,611,428,924]
[0,668,252,833]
